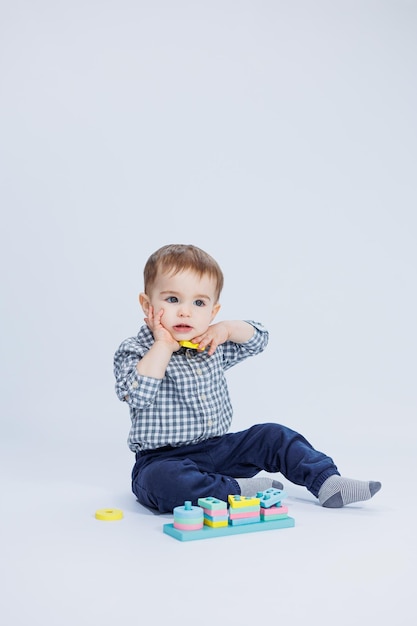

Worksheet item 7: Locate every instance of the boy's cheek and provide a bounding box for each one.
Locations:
[150,302,162,317]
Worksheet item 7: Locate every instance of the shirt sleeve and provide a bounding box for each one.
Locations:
[221,320,269,370]
[113,338,162,408]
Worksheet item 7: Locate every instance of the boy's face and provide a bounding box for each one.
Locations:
[140,268,221,341]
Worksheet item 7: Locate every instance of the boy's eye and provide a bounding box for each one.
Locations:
[194,299,205,307]
[166,296,178,303]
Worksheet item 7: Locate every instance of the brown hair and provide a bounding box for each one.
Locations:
[143,244,224,302]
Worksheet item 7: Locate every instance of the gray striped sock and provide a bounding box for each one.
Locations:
[318,475,382,508]
[237,477,283,497]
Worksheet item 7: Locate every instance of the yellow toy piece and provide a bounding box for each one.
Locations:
[228,495,261,508]
[204,518,228,528]
[95,508,124,521]
[179,340,200,349]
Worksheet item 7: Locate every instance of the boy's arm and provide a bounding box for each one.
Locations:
[136,340,176,379]
[193,320,255,355]
[114,306,179,405]
[137,304,180,378]
[114,338,174,407]
[138,320,254,374]
[222,320,255,343]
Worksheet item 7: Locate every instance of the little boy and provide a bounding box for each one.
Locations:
[114,244,381,514]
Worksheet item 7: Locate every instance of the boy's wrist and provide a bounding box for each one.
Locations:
[136,338,178,378]
[153,338,179,353]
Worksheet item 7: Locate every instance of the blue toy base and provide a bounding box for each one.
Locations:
[163,515,295,541]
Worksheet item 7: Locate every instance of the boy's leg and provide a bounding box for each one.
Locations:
[209,423,381,507]
[131,423,381,512]
[209,422,338,496]
[131,451,240,514]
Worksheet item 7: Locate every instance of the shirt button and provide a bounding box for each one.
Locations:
[131,381,139,389]
[207,419,213,426]
[196,368,202,375]
[200,394,207,401]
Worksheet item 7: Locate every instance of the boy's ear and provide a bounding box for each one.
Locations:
[210,303,221,322]
[139,292,150,315]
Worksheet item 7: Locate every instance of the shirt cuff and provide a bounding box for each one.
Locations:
[124,372,161,407]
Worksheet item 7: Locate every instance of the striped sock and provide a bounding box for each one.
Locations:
[318,475,382,508]
[236,476,283,497]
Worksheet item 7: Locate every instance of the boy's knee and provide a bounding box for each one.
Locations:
[132,457,199,513]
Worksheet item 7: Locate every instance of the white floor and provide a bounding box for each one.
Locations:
[2,438,414,626]
[1,2,416,624]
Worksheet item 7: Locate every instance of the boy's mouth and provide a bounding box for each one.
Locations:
[173,324,193,334]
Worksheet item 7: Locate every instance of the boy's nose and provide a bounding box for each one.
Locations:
[178,305,191,317]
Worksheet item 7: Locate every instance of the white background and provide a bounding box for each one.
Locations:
[1,1,416,624]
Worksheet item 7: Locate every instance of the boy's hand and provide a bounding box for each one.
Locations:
[192,322,230,356]
[193,320,254,356]
[144,306,180,352]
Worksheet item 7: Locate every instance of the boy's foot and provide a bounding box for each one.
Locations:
[318,476,382,508]
[236,476,284,497]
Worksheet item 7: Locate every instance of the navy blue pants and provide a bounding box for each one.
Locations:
[131,423,340,513]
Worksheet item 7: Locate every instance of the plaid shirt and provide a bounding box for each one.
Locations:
[114,321,268,452]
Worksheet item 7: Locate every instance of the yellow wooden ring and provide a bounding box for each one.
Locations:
[95,508,124,521]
